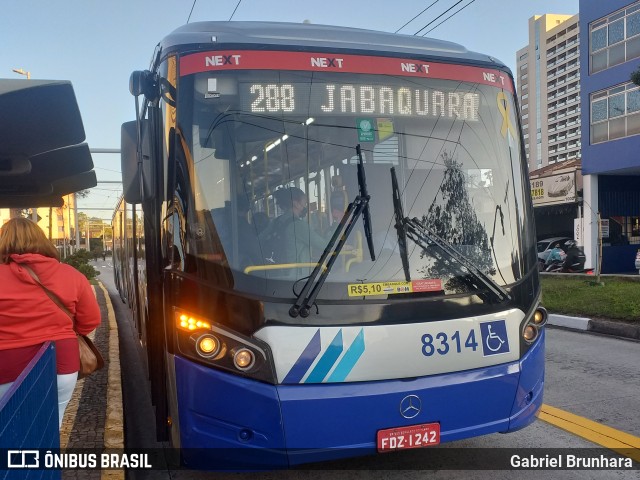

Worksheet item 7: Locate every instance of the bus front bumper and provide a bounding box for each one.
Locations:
[175,330,544,470]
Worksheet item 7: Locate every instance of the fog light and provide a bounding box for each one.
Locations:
[233,348,255,371]
[523,324,538,343]
[196,334,221,358]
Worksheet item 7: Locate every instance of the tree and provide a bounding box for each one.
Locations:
[78,212,89,235]
[62,250,99,280]
[418,151,495,292]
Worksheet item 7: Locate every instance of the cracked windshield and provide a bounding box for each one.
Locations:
[180,70,526,299]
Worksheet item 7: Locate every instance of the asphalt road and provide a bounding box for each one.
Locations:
[95,259,640,479]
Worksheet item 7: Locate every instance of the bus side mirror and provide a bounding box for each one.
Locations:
[130,70,159,102]
[121,120,153,203]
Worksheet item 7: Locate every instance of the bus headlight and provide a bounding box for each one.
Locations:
[522,306,546,345]
[532,307,547,326]
[195,334,223,359]
[173,307,276,383]
[523,324,538,343]
[233,348,255,371]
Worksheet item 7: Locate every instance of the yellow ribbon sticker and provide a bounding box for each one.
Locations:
[377,118,394,141]
[497,92,516,139]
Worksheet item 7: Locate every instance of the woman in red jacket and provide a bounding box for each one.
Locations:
[0,218,101,428]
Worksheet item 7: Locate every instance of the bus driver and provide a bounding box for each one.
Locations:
[260,187,327,264]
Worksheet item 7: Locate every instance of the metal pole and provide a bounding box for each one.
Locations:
[48,207,53,240]
[74,193,80,250]
[596,212,602,284]
[68,195,73,254]
[61,204,67,259]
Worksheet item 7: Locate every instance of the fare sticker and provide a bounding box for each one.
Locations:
[347,279,442,297]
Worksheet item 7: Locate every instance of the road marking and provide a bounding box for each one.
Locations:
[539,404,640,462]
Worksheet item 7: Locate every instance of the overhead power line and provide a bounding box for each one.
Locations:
[395,0,440,33]
[423,0,477,36]
[187,0,197,23]
[229,0,242,21]
[414,0,465,36]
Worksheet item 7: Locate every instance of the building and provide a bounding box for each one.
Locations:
[0,195,78,255]
[516,14,583,243]
[580,0,640,272]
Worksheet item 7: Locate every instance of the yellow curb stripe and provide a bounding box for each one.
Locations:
[98,281,125,480]
[539,404,640,462]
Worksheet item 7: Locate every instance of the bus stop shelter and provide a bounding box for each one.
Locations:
[0,79,97,208]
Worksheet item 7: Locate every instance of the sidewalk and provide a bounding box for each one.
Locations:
[548,313,640,340]
[60,282,124,480]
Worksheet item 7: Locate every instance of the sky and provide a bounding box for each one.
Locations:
[1,0,579,220]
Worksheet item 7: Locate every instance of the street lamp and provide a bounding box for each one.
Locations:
[12,68,31,80]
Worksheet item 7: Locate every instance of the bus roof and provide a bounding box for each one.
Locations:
[159,21,508,71]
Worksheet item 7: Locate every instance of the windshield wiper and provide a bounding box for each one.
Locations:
[389,168,510,303]
[289,145,375,318]
[391,167,411,281]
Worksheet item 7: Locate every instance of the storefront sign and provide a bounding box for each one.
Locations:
[530,172,576,207]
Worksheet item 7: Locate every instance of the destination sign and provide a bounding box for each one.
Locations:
[239,82,480,119]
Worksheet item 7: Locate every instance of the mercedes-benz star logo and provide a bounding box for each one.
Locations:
[399,394,421,419]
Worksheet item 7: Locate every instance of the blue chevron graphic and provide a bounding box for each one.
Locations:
[305,330,344,383]
[283,328,366,384]
[283,329,321,384]
[327,329,365,382]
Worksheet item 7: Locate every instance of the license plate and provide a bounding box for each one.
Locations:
[376,422,440,452]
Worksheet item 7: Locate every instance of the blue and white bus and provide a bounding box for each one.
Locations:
[113,21,546,469]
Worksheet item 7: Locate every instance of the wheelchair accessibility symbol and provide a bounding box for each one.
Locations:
[479,320,509,356]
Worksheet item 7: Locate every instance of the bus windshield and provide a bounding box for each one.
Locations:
[176,68,527,301]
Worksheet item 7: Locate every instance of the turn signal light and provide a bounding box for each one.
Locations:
[176,312,211,332]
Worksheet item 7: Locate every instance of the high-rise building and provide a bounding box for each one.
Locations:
[516,14,583,244]
[517,14,581,171]
[580,0,640,273]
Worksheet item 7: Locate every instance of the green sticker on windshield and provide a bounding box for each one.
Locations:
[356,118,375,142]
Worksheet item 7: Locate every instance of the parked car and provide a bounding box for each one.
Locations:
[635,249,640,274]
[537,237,572,268]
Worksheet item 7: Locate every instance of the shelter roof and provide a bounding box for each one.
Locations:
[0,79,97,208]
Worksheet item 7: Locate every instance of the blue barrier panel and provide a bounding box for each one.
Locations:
[0,342,60,480]
[602,244,638,274]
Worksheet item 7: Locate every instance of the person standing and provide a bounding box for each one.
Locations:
[0,218,101,428]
